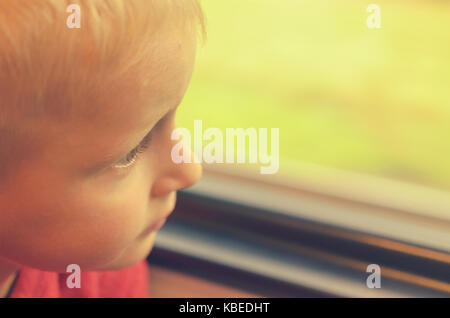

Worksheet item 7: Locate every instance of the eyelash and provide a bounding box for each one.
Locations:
[113,133,153,170]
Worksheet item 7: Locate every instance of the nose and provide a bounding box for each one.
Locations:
[151,145,203,198]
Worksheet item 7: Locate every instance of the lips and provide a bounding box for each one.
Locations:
[141,194,177,235]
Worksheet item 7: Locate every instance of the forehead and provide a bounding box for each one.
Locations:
[91,29,197,133]
[38,29,197,173]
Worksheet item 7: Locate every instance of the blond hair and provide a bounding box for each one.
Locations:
[0,0,205,184]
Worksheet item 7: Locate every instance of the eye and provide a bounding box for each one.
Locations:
[112,132,153,170]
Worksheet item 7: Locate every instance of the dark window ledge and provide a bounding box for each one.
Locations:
[147,164,450,297]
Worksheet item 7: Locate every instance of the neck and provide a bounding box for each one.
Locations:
[0,259,20,298]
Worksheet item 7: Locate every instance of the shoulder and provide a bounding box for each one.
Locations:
[7,266,60,298]
[8,260,150,298]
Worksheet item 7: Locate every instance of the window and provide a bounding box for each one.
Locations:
[148,0,450,297]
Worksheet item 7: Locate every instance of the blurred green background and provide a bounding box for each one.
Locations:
[176,0,450,191]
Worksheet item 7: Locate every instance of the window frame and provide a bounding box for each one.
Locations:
[147,163,450,297]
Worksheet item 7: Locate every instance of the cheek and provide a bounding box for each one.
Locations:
[60,175,151,267]
[0,171,150,271]
[75,189,146,249]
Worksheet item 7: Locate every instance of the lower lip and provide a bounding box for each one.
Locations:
[143,218,167,235]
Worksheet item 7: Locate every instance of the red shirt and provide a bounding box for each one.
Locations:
[7,260,150,298]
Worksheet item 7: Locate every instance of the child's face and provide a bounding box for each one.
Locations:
[0,29,202,272]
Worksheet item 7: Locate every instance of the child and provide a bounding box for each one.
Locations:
[0,0,204,298]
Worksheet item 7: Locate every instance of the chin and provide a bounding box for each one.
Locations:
[100,231,158,271]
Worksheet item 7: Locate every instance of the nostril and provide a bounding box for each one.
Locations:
[188,162,203,186]
[151,162,202,197]
[177,162,202,190]
[151,178,177,198]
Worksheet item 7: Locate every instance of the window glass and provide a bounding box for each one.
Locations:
[177,0,450,192]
